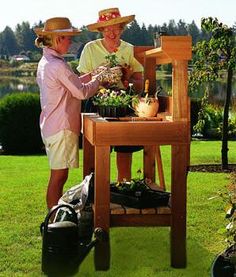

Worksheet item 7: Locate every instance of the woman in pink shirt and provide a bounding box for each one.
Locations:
[34,17,106,209]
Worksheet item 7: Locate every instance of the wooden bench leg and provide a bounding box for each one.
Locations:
[93,145,110,270]
[83,136,94,177]
[156,145,166,190]
[170,144,187,268]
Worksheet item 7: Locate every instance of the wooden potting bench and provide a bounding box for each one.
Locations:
[83,36,192,270]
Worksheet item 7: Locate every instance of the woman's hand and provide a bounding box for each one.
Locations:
[91,65,108,76]
[121,64,134,85]
[91,66,108,84]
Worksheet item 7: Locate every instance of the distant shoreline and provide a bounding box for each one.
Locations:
[0,62,37,76]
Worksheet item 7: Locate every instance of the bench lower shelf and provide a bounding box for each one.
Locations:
[106,203,172,227]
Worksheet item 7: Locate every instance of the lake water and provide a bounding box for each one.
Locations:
[157,76,236,110]
[0,76,39,98]
[0,76,236,110]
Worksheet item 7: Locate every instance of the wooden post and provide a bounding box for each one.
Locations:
[172,59,191,167]
[94,145,110,230]
[94,145,111,270]
[172,60,189,121]
[170,144,187,267]
[144,57,156,94]
[156,146,166,190]
[83,136,94,178]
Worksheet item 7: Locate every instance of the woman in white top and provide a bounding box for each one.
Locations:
[77,8,143,182]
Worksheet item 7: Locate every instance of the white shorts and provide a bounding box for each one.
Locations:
[43,130,79,170]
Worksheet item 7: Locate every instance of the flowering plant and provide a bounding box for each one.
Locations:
[92,87,133,107]
[209,172,236,268]
[92,50,123,88]
[105,49,119,67]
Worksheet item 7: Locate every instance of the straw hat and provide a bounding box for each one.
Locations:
[87,8,135,32]
[34,17,81,36]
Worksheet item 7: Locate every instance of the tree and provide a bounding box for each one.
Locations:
[167,19,177,35]
[187,21,200,44]
[15,21,37,52]
[189,17,236,169]
[0,26,19,55]
[140,23,152,45]
[177,19,188,35]
[122,20,142,45]
[0,19,205,56]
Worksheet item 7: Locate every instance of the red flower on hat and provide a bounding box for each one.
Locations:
[98,11,120,22]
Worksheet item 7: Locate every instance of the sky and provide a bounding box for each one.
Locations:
[0,0,235,32]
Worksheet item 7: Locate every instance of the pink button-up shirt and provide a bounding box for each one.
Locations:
[37,47,99,138]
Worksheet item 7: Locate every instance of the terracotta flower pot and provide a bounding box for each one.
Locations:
[134,97,159,117]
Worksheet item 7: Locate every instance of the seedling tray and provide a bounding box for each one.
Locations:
[110,184,170,209]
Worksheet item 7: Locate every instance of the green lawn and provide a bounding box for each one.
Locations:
[0,140,235,276]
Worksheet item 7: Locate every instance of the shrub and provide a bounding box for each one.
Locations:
[191,100,201,135]
[0,92,44,154]
[0,59,10,68]
[202,104,223,139]
[193,104,236,139]
[69,60,80,74]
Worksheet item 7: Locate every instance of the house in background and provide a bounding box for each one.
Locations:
[10,55,30,62]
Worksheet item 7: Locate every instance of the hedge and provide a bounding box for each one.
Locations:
[0,92,44,154]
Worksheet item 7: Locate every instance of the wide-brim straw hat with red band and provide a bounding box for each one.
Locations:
[34,17,81,36]
[87,8,135,32]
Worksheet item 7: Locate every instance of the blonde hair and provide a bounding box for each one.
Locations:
[35,35,60,49]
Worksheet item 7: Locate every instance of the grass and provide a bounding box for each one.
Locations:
[0,141,236,276]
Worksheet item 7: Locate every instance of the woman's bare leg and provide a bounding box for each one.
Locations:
[116,152,132,182]
[46,168,69,209]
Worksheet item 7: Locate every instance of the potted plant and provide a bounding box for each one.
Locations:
[110,169,170,209]
[91,50,136,117]
[132,80,160,118]
[92,87,134,117]
[132,93,159,117]
[211,172,236,276]
[92,49,123,88]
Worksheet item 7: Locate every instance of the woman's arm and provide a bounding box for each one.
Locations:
[130,72,143,93]
[122,65,143,93]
